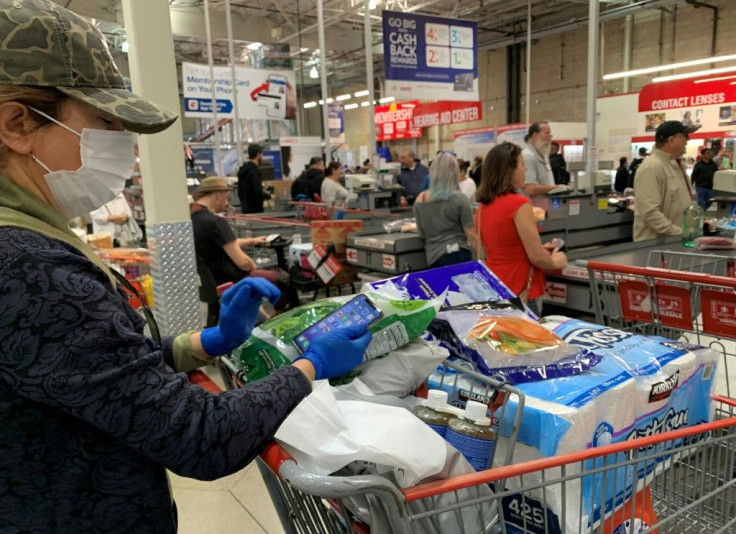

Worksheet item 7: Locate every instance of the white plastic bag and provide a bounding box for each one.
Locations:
[274,381,448,487]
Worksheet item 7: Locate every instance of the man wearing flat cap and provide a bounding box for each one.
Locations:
[191,177,299,325]
[634,121,698,241]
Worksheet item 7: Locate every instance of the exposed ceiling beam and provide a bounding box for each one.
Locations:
[478,0,681,50]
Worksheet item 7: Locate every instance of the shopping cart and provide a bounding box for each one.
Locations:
[579,255,736,398]
[188,365,736,534]
[97,247,154,309]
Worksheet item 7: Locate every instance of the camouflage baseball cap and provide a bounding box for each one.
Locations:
[0,0,177,134]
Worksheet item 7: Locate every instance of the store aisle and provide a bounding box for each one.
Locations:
[170,464,286,534]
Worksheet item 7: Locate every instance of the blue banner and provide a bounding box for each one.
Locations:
[382,11,478,102]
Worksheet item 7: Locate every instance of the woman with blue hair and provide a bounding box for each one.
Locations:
[413,152,478,268]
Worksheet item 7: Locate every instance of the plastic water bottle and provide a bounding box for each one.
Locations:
[681,202,704,247]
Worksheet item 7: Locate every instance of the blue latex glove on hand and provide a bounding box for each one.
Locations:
[295,323,373,380]
[200,277,281,356]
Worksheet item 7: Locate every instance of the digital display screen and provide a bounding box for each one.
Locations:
[294,295,380,352]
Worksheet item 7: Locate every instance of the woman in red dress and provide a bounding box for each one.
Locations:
[475,142,567,315]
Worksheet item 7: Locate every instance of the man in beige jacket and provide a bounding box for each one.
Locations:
[634,121,697,242]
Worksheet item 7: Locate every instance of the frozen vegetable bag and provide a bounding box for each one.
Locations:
[233,289,443,384]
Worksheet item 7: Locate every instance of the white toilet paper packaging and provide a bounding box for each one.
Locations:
[427,318,718,534]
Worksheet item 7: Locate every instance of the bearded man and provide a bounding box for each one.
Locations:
[521,121,559,198]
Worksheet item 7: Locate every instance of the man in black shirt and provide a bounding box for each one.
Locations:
[191,177,297,325]
[614,157,629,193]
[628,147,648,189]
[291,156,325,201]
[549,142,570,185]
[691,147,719,210]
[237,144,272,213]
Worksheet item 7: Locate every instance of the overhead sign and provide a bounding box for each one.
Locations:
[637,76,736,135]
[328,103,345,145]
[411,100,482,128]
[382,11,478,102]
[182,62,297,121]
[374,101,422,141]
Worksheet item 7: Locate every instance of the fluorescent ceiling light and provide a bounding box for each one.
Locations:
[603,54,736,80]
[120,40,129,53]
[318,99,325,105]
[344,103,359,110]
[360,101,370,107]
[303,102,317,108]
[694,74,736,84]
[247,42,262,50]
[309,66,319,79]
[354,89,370,97]
[653,65,736,83]
[336,94,352,101]
[379,96,395,103]
[369,0,378,9]
[325,98,334,104]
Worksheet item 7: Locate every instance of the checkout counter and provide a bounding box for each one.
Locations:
[711,169,736,220]
[544,236,734,315]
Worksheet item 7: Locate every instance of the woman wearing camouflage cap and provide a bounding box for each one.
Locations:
[0,1,372,532]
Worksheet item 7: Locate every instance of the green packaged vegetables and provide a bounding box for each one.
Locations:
[233,291,442,384]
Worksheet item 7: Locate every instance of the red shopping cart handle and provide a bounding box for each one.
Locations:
[216,282,233,297]
[187,370,223,394]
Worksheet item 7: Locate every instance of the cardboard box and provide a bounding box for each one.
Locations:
[307,244,343,284]
[310,220,363,254]
[264,179,294,199]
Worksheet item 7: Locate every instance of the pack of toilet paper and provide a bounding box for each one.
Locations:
[427,317,718,534]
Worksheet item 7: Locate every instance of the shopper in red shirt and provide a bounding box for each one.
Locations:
[475,142,567,315]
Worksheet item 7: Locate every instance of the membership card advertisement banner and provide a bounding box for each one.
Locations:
[182,62,297,121]
[382,11,478,102]
[374,101,422,141]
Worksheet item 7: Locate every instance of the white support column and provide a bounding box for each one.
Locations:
[525,0,532,125]
[122,0,200,334]
[586,0,600,177]
[364,0,377,169]
[225,0,244,166]
[623,15,633,93]
[317,0,330,157]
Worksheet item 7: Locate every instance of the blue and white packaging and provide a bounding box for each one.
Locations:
[428,318,718,534]
[365,261,519,309]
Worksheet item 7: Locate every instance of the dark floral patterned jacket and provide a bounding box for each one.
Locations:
[0,177,311,533]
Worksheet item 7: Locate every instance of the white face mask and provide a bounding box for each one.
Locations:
[28,107,135,219]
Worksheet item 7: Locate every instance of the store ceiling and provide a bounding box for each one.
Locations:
[55,0,680,93]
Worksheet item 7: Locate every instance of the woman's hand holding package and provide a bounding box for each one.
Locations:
[295,324,373,380]
[200,278,281,356]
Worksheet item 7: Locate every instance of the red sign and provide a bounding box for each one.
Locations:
[638,76,736,112]
[411,101,482,129]
[382,254,396,270]
[374,101,422,141]
[619,280,653,323]
[654,284,693,330]
[346,248,358,263]
[619,280,693,328]
[701,289,736,338]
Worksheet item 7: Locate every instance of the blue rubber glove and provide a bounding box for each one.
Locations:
[295,323,373,380]
[200,277,281,356]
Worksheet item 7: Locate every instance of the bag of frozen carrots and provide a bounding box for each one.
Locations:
[427,302,601,383]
